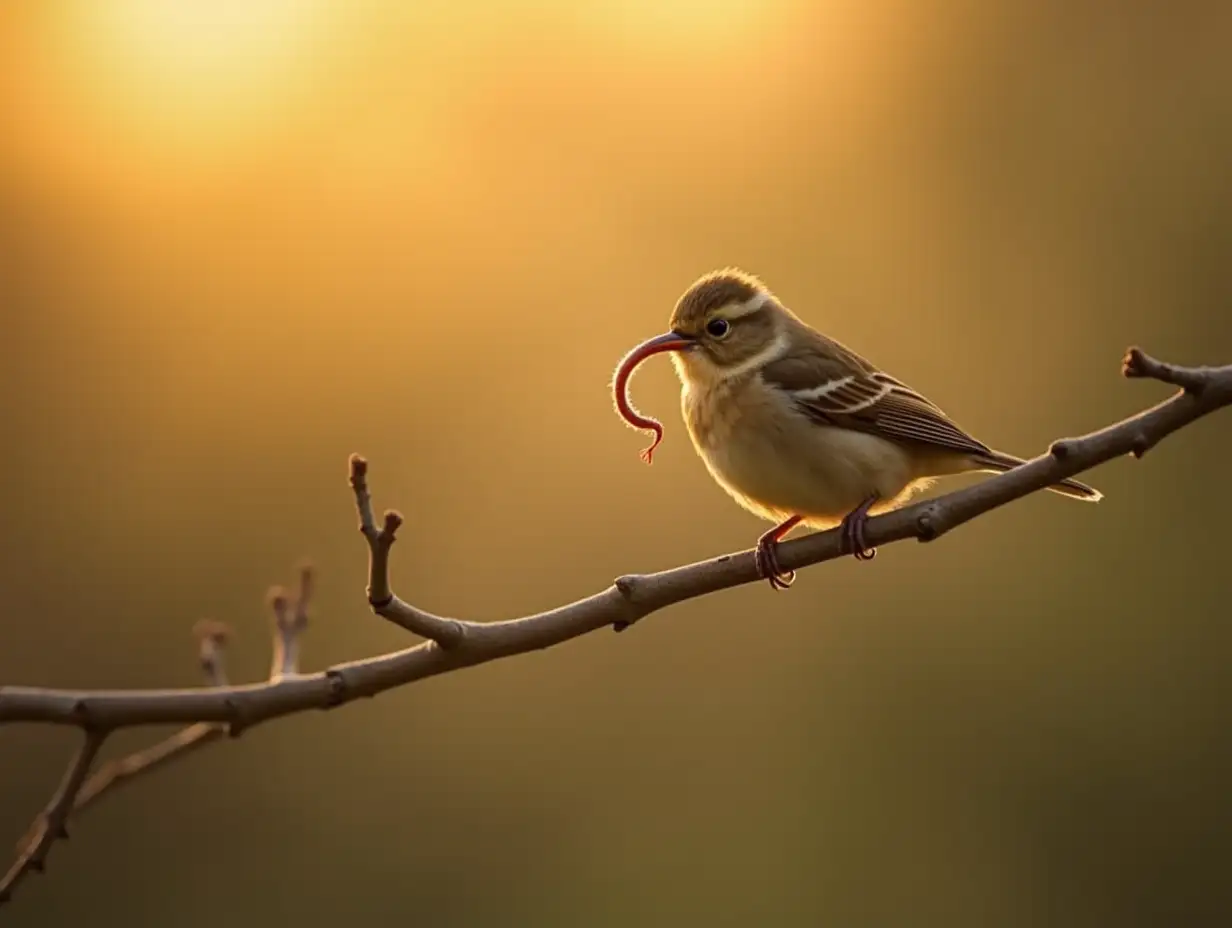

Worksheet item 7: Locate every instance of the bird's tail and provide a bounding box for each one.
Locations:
[972,451,1103,502]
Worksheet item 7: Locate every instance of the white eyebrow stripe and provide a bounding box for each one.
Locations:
[718,329,790,380]
[721,291,770,319]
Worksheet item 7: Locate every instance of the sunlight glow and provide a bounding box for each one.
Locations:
[579,0,774,45]
[3,0,847,202]
[63,0,331,131]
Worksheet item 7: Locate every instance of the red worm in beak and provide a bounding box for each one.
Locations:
[612,331,695,464]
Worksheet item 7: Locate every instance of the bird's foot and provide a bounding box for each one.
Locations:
[754,537,795,590]
[754,515,802,590]
[840,495,879,561]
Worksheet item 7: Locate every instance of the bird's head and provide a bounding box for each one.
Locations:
[611,268,789,463]
[664,268,788,386]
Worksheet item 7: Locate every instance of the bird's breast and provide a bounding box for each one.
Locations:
[680,376,920,525]
[680,379,739,450]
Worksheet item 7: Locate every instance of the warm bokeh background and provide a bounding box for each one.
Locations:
[3,1,1231,925]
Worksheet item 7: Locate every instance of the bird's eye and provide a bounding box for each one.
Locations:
[705,318,731,339]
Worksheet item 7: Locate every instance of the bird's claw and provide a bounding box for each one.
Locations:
[840,496,878,561]
[754,537,795,590]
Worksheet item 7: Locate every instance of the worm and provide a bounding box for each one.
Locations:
[611,332,693,464]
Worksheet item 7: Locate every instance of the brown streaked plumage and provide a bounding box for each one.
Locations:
[613,268,1101,590]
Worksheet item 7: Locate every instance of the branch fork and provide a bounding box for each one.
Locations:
[348,455,469,648]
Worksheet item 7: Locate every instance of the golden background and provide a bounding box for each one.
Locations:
[2,1,1231,924]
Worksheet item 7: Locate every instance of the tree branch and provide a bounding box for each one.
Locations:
[269,565,313,680]
[0,730,106,903]
[349,461,469,647]
[0,622,237,906]
[0,346,1229,910]
[71,621,234,815]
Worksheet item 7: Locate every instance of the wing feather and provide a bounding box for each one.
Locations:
[761,333,993,460]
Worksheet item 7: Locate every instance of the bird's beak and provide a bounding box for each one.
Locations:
[622,330,697,364]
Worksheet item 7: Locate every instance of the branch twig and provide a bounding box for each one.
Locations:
[0,346,1229,910]
[71,621,235,814]
[269,564,313,679]
[0,622,237,905]
[0,730,106,903]
[350,463,469,647]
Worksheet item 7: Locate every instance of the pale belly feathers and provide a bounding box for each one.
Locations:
[681,378,937,528]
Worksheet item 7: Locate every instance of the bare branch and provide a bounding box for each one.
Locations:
[2,347,1227,731]
[0,346,1229,909]
[268,562,314,679]
[1122,345,1212,394]
[348,455,469,647]
[267,588,304,679]
[70,622,236,816]
[0,622,237,910]
[292,562,314,634]
[193,619,231,687]
[72,723,226,814]
[0,730,106,903]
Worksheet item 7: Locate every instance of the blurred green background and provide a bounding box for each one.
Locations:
[3,1,1231,925]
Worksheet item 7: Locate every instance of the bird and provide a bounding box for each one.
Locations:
[613,268,1101,590]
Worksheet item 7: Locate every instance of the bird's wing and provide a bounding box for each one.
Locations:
[760,333,994,460]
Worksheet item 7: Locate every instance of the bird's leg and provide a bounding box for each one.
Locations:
[840,495,879,561]
[755,515,803,591]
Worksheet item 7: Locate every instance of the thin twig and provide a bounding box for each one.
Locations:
[0,346,1229,910]
[72,723,227,813]
[70,621,235,817]
[269,562,314,679]
[0,730,107,903]
[0,622,236,908]
[193,620,231,688]
[349,460,469,647]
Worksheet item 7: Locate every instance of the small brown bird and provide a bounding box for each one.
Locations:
[614,268,1101,590]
